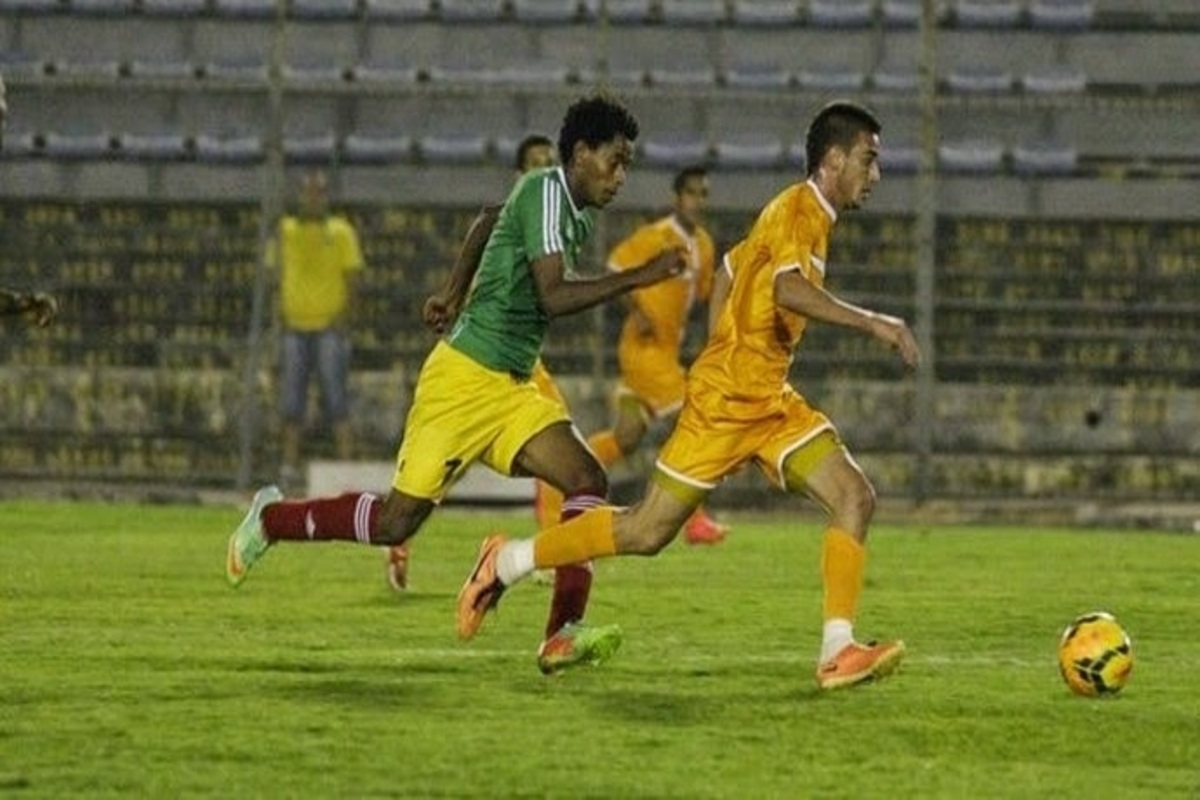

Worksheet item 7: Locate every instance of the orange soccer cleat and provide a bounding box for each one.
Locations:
[456,534,508,641]
[684,509,728,545]
[816,640,906,691]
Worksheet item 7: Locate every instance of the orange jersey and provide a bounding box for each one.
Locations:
[688,180,836,415]
[608,214,716,355]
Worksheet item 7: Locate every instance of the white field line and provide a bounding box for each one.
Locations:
[394,648,1046,669]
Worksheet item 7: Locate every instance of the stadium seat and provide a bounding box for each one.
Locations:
[575,65,647,87]
[0,130,39,159]
[284,133,338,165]
[283,59,348,85]
[194,132,264,164]
[1028,0,1094,30]
[343,132,414,165]
[641,132,710,168]
[118,132,190,161]
[1012,140,1078,175]
[872,66,920,92]
[128,57,197,79]
[438,0,507,22]
[946,67,1014,93]
[938,138,1005,173]
[0,0,60,11]
[730,0,800,27]
[725,62,792,90]
[204,59,269,81]
[880,142,923,174]
[1021,66,1087,93]
[52,58,123,79]
[139,0,208,16]
[291,0,358,19]
[797,67,866,92]
[713,133,786,171]
[953,0,1021,28]
[660,0,727,25]
[418,133,490,164]
[648,62,718,88]
[596,0,651,23]
[808,0,874,27]
[880,0,921,28]
[363,0,431,20]
[0,51,48,78]
[351,60,420,85]
[211,0,276,18]
[512,0,585,23]
[68,0,134,13]
[43,131,115,160]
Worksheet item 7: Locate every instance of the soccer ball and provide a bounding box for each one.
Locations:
[1057,612,1133,697]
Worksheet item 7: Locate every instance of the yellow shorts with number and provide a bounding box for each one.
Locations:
[655,381,841,491]
[617,339,687,418]
[394,341,569,501]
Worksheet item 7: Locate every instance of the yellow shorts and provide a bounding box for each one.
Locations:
[531,359,568,407]
[616,340,686,418]
[655,381,841,491]
[394,341,570,501]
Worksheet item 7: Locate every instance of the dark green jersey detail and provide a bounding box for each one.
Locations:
[448,167,594,377]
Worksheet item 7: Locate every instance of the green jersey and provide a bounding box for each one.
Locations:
[448,166,595,378]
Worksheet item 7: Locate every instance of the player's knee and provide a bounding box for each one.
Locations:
[837,478,877,532]
[375,495,433,545]
[622,515,678,556]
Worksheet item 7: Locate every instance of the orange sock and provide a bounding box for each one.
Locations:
[586,430,622,468]
[533,507,617,568]
[534,480,564,529]
[820,527,865,621]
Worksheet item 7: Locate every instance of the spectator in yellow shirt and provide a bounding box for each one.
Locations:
[274,171,363,487]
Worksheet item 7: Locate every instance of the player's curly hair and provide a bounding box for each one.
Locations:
[805,100,882,177]
[558,94,640,166]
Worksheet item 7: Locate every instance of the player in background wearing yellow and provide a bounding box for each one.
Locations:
[534,166,730,544]
[384,134,564,593]
[458,100,922,690]
[0,75,60,328]
[228,95,685,675]
[272,171,364,489]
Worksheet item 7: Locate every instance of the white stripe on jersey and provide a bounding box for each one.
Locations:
[542,177,563,254]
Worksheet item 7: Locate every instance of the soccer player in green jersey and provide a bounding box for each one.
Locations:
[226,94,685,674]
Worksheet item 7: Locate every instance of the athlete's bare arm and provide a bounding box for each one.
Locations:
[422,205,501,335]
[774,270,920,368]
[531,248,685,319]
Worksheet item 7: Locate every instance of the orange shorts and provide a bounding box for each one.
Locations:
[655,381,840,491]
[616,340,686,418]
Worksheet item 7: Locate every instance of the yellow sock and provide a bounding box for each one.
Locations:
[586,430,622,468]
[533,507,616,568]
[534,480,564,530]
[820,527,865,621]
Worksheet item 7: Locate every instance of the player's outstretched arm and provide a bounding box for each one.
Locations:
[1,289,59,327]
[423,205,500,335]
[532,248,685,318]
[774,271,920,368]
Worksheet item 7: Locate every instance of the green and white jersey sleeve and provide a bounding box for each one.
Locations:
[448,167,595,378]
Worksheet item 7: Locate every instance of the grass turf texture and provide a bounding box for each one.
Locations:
[2,500,1198,798]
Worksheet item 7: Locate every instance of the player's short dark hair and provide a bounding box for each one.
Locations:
[804,100,882,177]
[515,133,553,171]
[558,94,639,166]
[672,165,708,194]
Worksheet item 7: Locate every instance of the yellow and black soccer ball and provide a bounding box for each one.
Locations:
[1058,611,1133,697]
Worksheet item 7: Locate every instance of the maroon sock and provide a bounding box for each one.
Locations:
[545,492,603,638]
[261,492,379,544]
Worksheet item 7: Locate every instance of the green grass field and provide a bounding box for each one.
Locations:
[2,500,1198,799]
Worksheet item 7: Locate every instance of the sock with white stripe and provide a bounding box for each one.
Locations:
[261,492,380,544]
